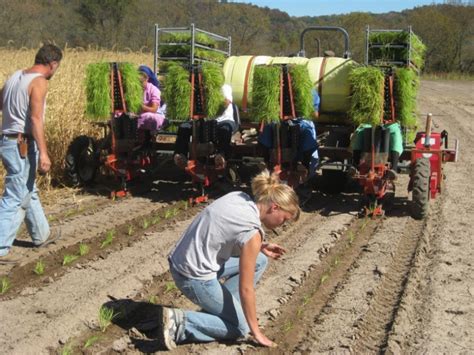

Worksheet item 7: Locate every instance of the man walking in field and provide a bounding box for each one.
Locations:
[0,44,63,263]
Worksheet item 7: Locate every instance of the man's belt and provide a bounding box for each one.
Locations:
[2,133,32,141]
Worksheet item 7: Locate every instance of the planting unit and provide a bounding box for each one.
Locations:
[65,24,458,218]
[154,24,233,204]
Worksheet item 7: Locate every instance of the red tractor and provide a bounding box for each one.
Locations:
[409,114,458,218]
[293,26,459,218]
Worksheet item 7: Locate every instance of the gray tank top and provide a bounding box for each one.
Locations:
[2,70,44,135]
[169,191,265,280]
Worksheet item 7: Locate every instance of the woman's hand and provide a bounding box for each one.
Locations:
[261,243,286,259]
[253,331,277,347]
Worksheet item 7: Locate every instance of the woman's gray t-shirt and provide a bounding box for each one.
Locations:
[169,191,265,280]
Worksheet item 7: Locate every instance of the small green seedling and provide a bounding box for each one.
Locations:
[142,218,150,229]
[348,231,355,244]
[164,281,177,293]
[333,257,340,267]
[98,305,118,332]
[360,218,370,231]
[182,200,189,211]
[34,260,45,275]
[172,207,179,217]
[320,274,329,284]
[100,230,115,249]
[302,294,311,306]
[83,335,101,349]
[282,320,293,332]
[60,344,73,355]
[64,210,74,218]
[149,295,158,304]
[63,254,79,266]
[79,243,90,256]
[0,277,11,294]
[127,225,134,236]
[164,209,173,219]
[151,216,161,225]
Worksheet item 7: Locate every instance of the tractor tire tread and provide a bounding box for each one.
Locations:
[65,135,97,186]
[411,158,430,220]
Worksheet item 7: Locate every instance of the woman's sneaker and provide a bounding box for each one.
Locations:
[158,307,183,350]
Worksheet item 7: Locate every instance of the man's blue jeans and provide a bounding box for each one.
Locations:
[0,135,50,256]
[170,252,268,343]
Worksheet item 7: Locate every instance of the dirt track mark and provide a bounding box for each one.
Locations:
[351,217,424,353]
[384,80,474,353]
[252,217,380,354]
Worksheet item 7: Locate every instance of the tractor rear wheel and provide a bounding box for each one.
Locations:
[65,135,98,186]
[411,158,431,220]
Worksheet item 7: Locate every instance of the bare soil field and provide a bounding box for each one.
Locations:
[0,80,472,354]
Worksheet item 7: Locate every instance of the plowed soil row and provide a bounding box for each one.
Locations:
[0,199,197,301]
[0,80,472,355]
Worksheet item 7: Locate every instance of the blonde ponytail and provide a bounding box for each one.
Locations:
[251,170,300,221]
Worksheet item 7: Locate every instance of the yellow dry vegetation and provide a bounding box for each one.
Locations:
[0,47,152,191]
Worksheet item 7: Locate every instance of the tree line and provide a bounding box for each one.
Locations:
[0,0,472,73]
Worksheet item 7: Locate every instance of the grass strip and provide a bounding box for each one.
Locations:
[395,67,419,141]
[251,65,281,123]
[85,62,111,120]
[202,63,225,119]
[162,63,192,121]
[118,62,142,114]
[395,67,419,128]
[289,64,314,119]
[349,66,385,126]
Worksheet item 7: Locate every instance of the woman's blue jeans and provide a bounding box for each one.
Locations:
[169,252,268,343]
[0,136,49,256]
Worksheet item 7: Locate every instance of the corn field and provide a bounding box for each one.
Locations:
[0,47,152,191]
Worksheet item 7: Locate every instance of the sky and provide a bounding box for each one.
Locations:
[242,0,445,17]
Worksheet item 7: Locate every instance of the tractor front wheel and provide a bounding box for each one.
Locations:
[65,135,98,186]
[411,158,431,220]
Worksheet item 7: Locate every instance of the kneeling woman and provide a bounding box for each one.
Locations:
[161,170,300,349]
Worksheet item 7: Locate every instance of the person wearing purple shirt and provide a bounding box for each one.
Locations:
[138,65,166,131]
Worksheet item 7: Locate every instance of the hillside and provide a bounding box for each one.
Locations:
[0,0,472,72]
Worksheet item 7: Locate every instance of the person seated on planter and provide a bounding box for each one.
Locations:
[258,89,320,180]
[137,65,166,132]
[173,84,235,170]
[160,169,300,350]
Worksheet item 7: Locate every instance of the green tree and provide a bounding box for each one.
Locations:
[75,0,133,47]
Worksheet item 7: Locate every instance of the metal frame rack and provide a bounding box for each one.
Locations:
[153,23,231,74]
[365,25,421,71]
